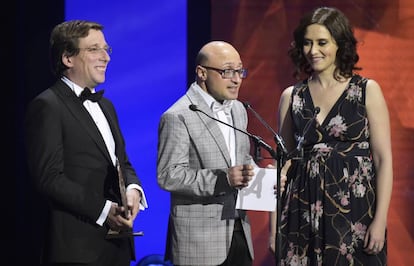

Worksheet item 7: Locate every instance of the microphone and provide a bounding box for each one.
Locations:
[290,107,320,160]
[189,104,277,159]
[243,102,288,156]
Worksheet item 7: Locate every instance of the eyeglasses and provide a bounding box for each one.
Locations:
[78,46,112,55]
[201,65,248,79]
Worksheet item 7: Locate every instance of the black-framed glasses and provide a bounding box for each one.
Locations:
[78,46,112,55]
[201,65,248,79]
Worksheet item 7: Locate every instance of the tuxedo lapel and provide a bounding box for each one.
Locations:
[51,81,113,164]
[99,101,123,159]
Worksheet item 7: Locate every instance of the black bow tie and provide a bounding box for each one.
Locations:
[79,88,104,102]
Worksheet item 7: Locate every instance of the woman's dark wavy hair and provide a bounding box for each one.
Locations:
[49,20,104,77]
[288,6,361,80]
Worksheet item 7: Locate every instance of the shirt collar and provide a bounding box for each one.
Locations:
[191,82,234,111]
[61,76,96,97]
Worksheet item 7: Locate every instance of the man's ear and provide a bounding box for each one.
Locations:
[62,53,73,68]
[196,65,207,81]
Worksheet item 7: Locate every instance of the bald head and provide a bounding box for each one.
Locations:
[196,41,241,67]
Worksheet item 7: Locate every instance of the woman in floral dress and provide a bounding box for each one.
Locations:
[275,6,393,266]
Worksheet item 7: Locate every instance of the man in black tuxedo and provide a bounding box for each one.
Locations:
[24,20,148,266]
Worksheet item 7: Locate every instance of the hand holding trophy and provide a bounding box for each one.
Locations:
[106,159,144,238]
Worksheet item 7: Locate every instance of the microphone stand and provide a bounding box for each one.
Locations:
[189,104,277,159]
[243,102,286,264]
[274,144,285,265]
[244,103,320,265]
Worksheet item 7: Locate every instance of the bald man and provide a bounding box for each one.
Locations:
[157,41,254,266]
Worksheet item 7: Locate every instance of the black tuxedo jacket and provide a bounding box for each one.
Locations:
[25,79,140,263]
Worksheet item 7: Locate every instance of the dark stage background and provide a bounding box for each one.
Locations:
[7,0,414,265]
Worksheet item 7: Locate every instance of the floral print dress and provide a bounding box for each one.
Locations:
[279,75,386,266]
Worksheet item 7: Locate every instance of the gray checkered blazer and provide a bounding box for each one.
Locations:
[157,84,254,265]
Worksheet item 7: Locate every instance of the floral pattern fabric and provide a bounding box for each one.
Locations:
[279,75,386,266]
